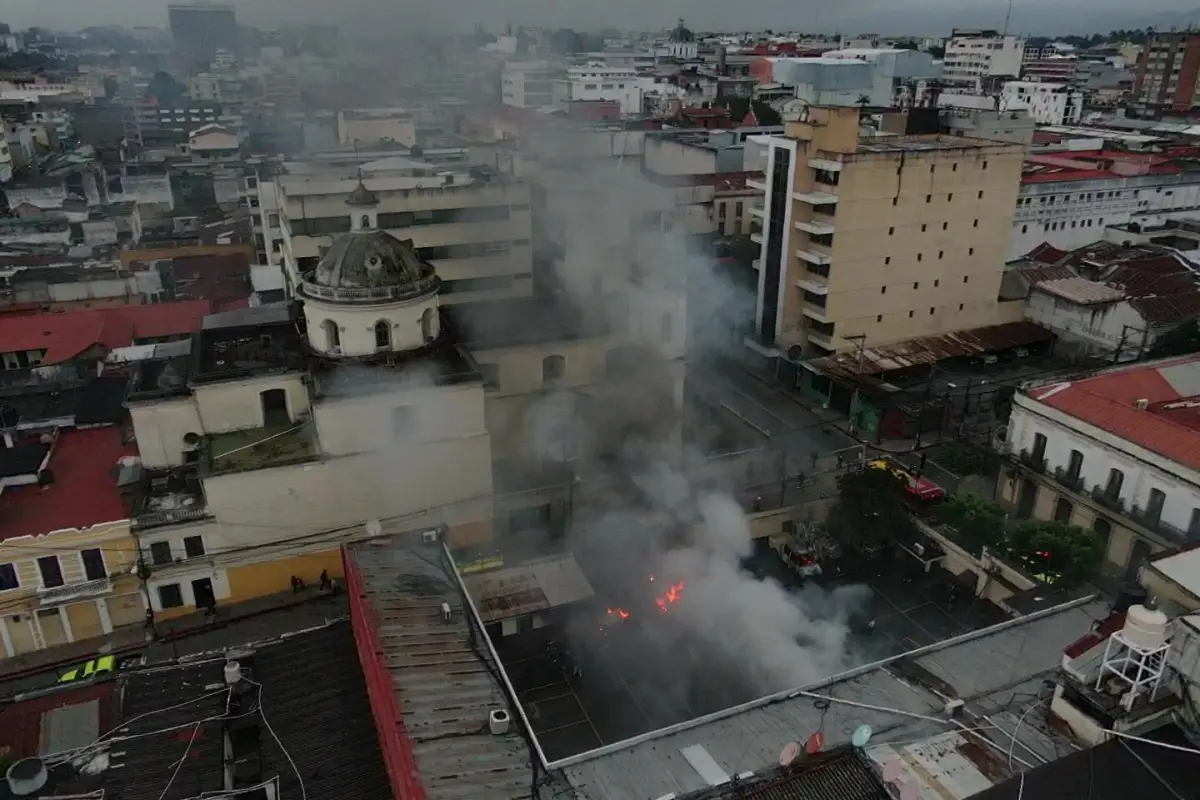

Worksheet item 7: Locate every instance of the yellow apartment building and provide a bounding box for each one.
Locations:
[0,426,145,659]
[750,105,1026,360]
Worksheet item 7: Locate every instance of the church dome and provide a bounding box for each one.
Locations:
[304,230,439,302]
[669,19,695,43]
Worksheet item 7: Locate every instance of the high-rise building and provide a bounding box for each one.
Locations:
[1131,31,1200,114]
[167,3,238,64]
[942,29,1026,85]
[750,105,1025,359]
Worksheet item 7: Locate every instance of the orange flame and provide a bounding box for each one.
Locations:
[606,607,631,622]
[655,581,685,612]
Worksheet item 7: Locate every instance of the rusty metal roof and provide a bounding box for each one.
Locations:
[809,321,1055,378]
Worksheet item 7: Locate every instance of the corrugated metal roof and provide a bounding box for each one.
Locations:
[463,554,595,624]
[350,540,532,800]
[809,321,1054,378]
[1035,277,1125,305]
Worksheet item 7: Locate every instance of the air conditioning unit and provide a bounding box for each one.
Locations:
[422,529,440,543]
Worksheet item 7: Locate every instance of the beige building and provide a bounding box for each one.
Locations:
[751,105,1025,359]
[123,229,684,617]
[275,158,534,307]
[999,355,1200,590]
[336,108,417,147]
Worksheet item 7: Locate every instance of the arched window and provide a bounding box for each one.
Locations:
[374,320,392,350]
[322,320,340,353]
[360,214,370,229]
[1053,497,1073,524]
[421,308,439,342]
[542,354,565,384]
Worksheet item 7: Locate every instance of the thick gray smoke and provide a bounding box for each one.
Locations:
[492,116,872,701]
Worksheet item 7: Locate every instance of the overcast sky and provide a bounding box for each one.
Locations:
[5,0,1200,37]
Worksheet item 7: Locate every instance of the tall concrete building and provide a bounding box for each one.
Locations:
[942,29,1025,84]
[168,3,238,63]
[1131,31,1200,115]
[751,106,1025,359]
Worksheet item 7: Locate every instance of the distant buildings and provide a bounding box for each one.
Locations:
[942,28,1026,85]
[1131,31,1200,115]
[167,3,238,65]
[1000,82,1084,126]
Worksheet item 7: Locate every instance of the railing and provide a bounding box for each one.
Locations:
[133,506,212,530]
[1052,466,1084,492]
[1129,506,1190,542]
[298,275,440,303]
[1017,448,1047,474]
[1090,485,1126,513]
[39,576,112,606]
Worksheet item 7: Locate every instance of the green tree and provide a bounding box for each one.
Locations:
[827,466,917,552]
[926,45,945,59]
[936,494,1006,553]
[1147,319,1200,360]
[1006,520,1104,588]
[103,76,119,99]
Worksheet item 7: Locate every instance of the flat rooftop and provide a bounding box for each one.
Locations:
[857,134,1020,154]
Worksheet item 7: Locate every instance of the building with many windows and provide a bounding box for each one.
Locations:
[501,62,560,109]
[750,105,1025,359]
[1131,31,1200,115]
[942,29,1026,85]
[999,355,1200,585]
[273,157,533,307]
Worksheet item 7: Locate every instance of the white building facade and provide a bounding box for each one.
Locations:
[501,62,559,109]
[943,29,1026,84]
[1001,82,1084,125]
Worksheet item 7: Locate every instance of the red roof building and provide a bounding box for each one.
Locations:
[0,300,216,365]
[1027,355,1200,472]
[0,426,135,542]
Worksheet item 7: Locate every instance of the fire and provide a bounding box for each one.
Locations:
[655,581,685,613]
[606,607,631,622]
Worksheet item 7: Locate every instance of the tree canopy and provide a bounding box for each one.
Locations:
[147,71,186,107]
[827,466,917,552]
[1147,319,1200,360]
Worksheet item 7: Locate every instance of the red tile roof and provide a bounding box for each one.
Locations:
[0,300,215,363]
[1029,355,1200,471]
[0,682,117,760]
[1020,147,1200,185]
[0,426,135,542]
[1025,242,1071,265]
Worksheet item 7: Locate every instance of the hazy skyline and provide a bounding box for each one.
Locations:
[5,0,1200,37]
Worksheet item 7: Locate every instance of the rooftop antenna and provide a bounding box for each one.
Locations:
[1002,0,1014,36]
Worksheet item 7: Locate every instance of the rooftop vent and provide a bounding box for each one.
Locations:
[488,709,510,735]
[6,758,48,797]
[1136,398,1149,410]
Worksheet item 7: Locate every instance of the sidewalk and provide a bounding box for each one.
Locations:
[0,586,343,691]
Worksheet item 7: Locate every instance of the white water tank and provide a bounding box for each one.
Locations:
[224,660,243,685]
[488,709,511,735]
[1122,604,1169,650]
[7,758,48,796]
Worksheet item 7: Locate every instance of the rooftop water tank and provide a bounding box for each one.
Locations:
[224,660,243,685]
[1122,604,1169,650]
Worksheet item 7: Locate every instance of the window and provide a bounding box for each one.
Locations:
[892,198,898,206]
[982,161,988,170]
[735,202,743,217]
[908,310,914,318]
[973,219,979,227]
[80,549,106,580]
[1189,508,1200,537]
[952,163,957,172]
[361,214,370,229]
[183,536,206,558]
[948,193,953,202]
[421,308,438,342]
[1104,468,1124,497]
[968,247,974,255]
[150,541,174,565]
[930,164,936,174]
[246,176,258,189]
[391,406,416,440]
[958,303,964,310]
[1032,432,1047,460]
[942,222,948,230]
[921,224,927,232]
[157,584,184,609]
[929,307,935,315]
[963,276,969,283]
[978,191,984,199]
[888,227,895,235]
[881,286,887,294]
[877,315,883,322]
[0,563,17,591]
[323,320,340,353]
[934,280,939,287]
[268,213,279,228]
[374,320,392,350]
[913,282,919,289]
[884,256,891,265]
[1067,450,1083,477]
[917,253,923,262]
[1053,498,1074,523]
[938,251,943,259]
[37,556,64,588]
[1145,488,1166,524]
[926,195,932,203]
[542,354,566,383]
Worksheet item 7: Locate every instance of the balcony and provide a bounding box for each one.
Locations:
[751,258,762,271]
[128,467,212,531]
[39,577,112,606]
[1129,506,1190,542]
[750,232,764,244]
[1090,485,1126,513]
[806,329,836,350]
[797,276,829,294]
[802,301,829,320]
[796,248,832,266]
[1052,466,1085,493]
[134,506,212,531]
[749,203,765,219]
[794,190,838,205]
[746,176,767,192]
[794,219,835,236]
[1016,448,1047,473]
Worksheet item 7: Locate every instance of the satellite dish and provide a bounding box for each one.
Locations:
[779,742,801,767]
[882,760,903,783]
[804,732,825,755]
[900,779,919,800]
[851,725,873,747]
